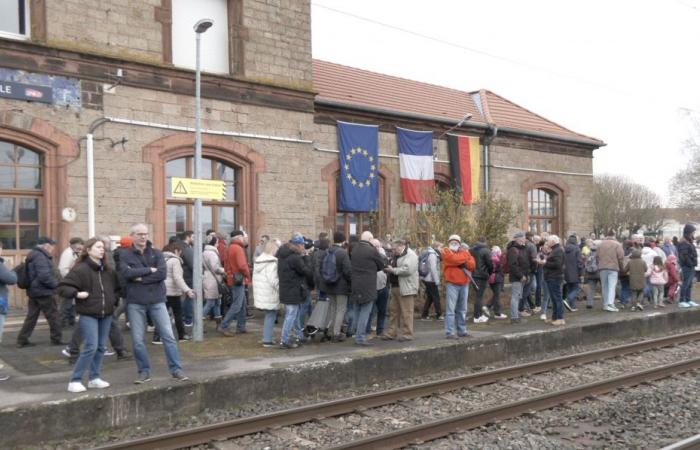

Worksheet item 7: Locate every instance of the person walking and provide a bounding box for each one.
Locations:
[321,232,352,343]
[440,235,475,339]
[57,237,84,327]
[0,240,17,380]
[202,235,226,327]
[469,236,493,323]
[58,238,119,392]
[349,231,386,346]
[507,232,531,324]
[17,236,63,347]
[597,230,625,312]
[543,235,565,325]
[420,241,443,321]
[563,235,583,312]
[277,234,314,349]
[678,224,698,308]
[382,239,419,342]
[220,230,251,336]
[118,224,188,383]
[156,242,193,343]
[253,239,280,347]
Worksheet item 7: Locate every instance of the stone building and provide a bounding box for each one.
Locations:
[0,1,603,305]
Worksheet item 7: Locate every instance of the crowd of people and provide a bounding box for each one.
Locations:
[0,222,698,392]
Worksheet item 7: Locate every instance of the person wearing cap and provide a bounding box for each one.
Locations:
[382,239,419,342]
[277,233,314,348]
[17,236,64,347]
[507,231,531,324]
[441,235,476,338]
[678,223,698,307]
[220,230,251,336]
[57,237,84,328]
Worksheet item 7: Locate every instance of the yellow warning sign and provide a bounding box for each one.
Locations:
[171,177,226,200]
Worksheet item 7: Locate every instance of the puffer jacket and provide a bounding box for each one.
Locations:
[543,244,564,280]
[641,247,657,269]
[253,253,279,310]
[57,258,118,318]
[678,236,698,269]
[163,252,190,296]
[489,253,505,285]
[625,249,650,291]
[394,247,420,296]
[277,244,314,305]
[420,247,441,285]
[202,245,225,300]
[649,266,668,286]
[26,246,59,298]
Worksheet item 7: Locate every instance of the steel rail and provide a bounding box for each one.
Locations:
[659,433,700,450]
[327,356,700,450]
[95,331,700,450]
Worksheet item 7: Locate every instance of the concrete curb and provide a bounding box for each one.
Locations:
[4,309,700,447]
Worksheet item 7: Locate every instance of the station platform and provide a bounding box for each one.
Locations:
[2,288,700,447]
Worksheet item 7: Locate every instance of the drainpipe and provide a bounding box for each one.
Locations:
[85,118,111,237]
[483,124,498,193]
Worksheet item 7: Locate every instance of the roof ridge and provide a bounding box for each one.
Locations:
[478,88,494,123]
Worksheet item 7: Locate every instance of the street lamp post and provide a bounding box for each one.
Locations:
[193,18,213,342]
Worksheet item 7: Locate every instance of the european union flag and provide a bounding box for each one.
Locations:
[337,121,379,212]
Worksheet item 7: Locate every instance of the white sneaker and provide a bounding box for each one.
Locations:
[494,313,507,319]
[481,306,491,318]
[690,301,699,307]
[147,325,155,332]
[104,349,116,356]
[473,315,488,323]
[540,313,547,320]
[679,302,691,308]
[67,381,86,393]
[87,378,110,389]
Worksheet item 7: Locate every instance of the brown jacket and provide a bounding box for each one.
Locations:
[597,237,624,272]
[624,249,650,291]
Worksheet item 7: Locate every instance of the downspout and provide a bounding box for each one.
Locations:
[85,118,111,237]
[483,124,498,193]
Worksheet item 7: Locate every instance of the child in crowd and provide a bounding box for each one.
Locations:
[665,254,680,304]
[626,248,650,311]
[649,256,668,308]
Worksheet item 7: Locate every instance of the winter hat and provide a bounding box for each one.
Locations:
[513,231,526,239]
[36,236,56,245]
[683,223,696,238]
[290,233,305,245]
[448,234,461,244]
[230,230,245,238]
[119,236,133,248]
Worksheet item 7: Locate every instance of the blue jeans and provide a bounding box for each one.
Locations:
[681,266,695,303]
[445,283,468,336]
[203,298,221,318]
[128,302,182,376]
[182,296,193,325]
[520,274,537,311]
[281,304,300,344]
[599,269,618,307]
[510,281,523,319]
[353,301,374,343]
[541,279,551,316]
[375,287,389,336]
[70,315,112,382]
[566,281,581,308]
[296,294,312,333]
[262,309,277,343]
[535,267,544,306]
[220,285,246,332]
[0,313,5,343]
[586,279,600,307]
[547,278,564,320]
[620,277,631,305]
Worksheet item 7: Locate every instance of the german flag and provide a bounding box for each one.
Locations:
[446,135,480,204]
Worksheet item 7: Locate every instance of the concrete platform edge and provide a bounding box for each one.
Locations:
[4,309,700,448]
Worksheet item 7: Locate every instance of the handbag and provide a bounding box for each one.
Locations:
[203,256,232,305]
[233,272,245,286]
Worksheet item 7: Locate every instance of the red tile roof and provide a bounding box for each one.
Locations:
[312,59,603,146]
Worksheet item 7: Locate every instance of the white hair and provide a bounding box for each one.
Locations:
[129,223,148,235]
[547,235,560,246]
[360,231,374,242]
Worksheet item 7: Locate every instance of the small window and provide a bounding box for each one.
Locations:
[171,0,229,74]
[0,0,29,40]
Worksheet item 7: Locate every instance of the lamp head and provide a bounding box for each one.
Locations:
[456,113,473,127]
[194,19,214,34]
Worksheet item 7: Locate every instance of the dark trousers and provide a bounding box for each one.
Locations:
[472,277,489,318]
[68,317,126,355]
[155,296,185,340]
[519,274,537,311]
[60,297,76,327]
[421,281,442,318]
[17,295,62,344]
[546,278,564,320]
[487,282,503,315]
[534,267,544,307]
[375,286,389,336]
[681,266,695,303]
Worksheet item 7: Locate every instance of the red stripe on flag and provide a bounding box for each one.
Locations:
[457,136,473,203]
[400,178,434,204]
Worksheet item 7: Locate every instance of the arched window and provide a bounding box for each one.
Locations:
[527,187,559,235]
[165,157,239,240]
[0,141,41,249]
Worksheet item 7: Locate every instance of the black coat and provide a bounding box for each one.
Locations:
[319,245,352,295]
[564,241,583,283]
[350,241,386,304]
[118,242,167,305]
[469,242,493,280]
[58,258,119,318]
[277,244,314,305]
[544,244,564,280]
[26,247,59,298]
[507,241,530,283]
[678,238,698,269]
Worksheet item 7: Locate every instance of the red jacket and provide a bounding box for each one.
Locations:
[666,259,679,284]
[224,240,251,286]
[217,239,228,267]
[441,248,475,285]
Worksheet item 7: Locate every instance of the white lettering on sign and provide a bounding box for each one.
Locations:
[0,84,12,94]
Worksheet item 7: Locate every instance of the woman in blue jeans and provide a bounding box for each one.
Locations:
[253,240,281,347]
[58,238,119,393]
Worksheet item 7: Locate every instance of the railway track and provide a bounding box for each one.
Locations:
[95,331,700,450]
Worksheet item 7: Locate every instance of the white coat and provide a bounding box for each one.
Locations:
[253,253,279,310]
[202,245,225,300]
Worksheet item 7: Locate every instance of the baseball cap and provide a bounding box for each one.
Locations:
[290,233,305,245]
[448,234,461,243]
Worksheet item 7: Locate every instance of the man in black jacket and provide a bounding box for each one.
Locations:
[17,236,63,347]
[678,223,698,307]
[469,236,493,323]
[277,234,314,349]
[350,231,386,346]
[321,232,352,342]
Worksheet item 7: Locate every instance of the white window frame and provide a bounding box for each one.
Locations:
[0,0,30,41]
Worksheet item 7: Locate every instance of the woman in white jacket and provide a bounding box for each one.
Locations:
[202,235,226,326]
[157,242,194,343]
[253,240,280,347]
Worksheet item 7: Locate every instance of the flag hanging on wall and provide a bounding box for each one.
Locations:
[446,134,481,204]
[396,127,434,204]
[337,121,379,212]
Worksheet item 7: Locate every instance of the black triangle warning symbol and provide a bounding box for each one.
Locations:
[174,181,188,195]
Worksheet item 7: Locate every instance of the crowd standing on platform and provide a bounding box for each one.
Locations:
[1,220,699,390]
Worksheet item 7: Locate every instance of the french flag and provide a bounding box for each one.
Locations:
[397,127,434,204]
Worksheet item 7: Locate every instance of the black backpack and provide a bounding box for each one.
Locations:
[13,261,30,289]
[320,247,341,284]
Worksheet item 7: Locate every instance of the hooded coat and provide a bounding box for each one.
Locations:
[253,252,279,310]
[277,243,314,305]
[625,249,651,291]
[678,224,698,269]
[564,236,583,283]
[163,251,190,297]
[202,245,225,300]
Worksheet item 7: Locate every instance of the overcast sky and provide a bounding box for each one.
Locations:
[311,0,700,203]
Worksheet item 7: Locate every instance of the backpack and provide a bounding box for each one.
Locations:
[585,253,598,273]
[418,250,433,277]
[13,261,30,289]
[320,247,341,284]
